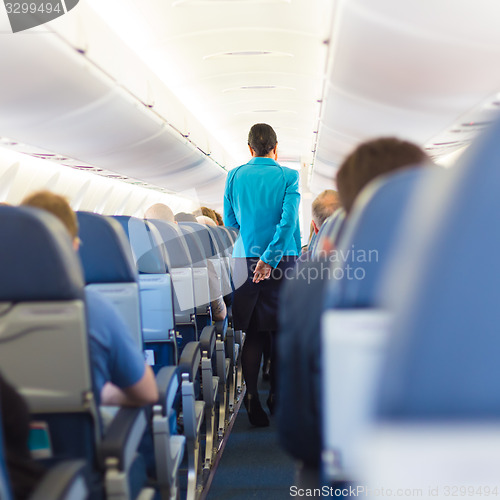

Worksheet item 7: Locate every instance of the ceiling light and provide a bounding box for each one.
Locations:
[223,85,295,93]
[203,51,293,60]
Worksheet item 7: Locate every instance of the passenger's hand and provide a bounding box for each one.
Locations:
[253,259,272,283]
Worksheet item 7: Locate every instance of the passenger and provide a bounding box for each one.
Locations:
[196,215,217,227]
[300,190,340,259]
[21,191,158,407]
[224,123,300,427]
[174,211,197,223]
[311,190,339,235]
[0,372,46,500]
[213,210,224,226]
[336,137,428,214]
[144,203,175,223]
[193,206,218,225]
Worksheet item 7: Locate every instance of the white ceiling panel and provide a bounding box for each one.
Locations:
[313,0,500,189]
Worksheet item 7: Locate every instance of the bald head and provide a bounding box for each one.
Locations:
[144,203,175,223]
[311,190,340,232]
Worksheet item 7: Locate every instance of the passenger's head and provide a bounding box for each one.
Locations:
[196,215,217,227]
[199,206,218,225]
[311,190,340,233]
[144,203,175,223]
[248,123,278,158]
[336,137,428,213]
[175,212,197,223]
[213,210,223,226]
[21,190,79,248]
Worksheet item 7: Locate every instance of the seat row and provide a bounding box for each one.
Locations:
[0,207,243,500]
[279,115,500,497]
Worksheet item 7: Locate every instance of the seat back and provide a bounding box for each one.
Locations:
[362,118,500,496]
[176,225,211,315]
[206,226,232,297]
[180,222,225,298]
[0,206,99,487]
[77,211,143,349]
[149,220,197,323]
[113,216,176,365]
[375,118,500,420]
[320,168,430,480]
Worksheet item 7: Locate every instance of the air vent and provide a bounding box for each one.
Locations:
[461,121,493,128]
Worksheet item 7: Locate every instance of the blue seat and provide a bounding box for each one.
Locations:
[277,167,430,480]
[311,208,345,258]
[113,216,178,366]
[77,211,143,349]
[149,219,212,332]
[376,117,500,420]
[359,119,500,494]
[0,205,150,500]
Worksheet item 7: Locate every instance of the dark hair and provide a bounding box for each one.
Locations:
[248,123,277,157]
[336,137,428,213]
[174,212,197,223]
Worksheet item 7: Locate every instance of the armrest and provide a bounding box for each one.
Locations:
[98,407,147,471]
[179,341,201,382]
[214,318,228,340]
[155,365,180,416]
[199,325,216,358]
[29,460,87,500]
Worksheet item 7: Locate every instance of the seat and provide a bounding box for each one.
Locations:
[362,117,500,494]
[179,222,226,301]
[149,220,209,336]
[176,224,212,330]
[206,226,233,300]
[178,343,205,500]
[78,212,187,498]
[152,366,185,500]
[321,167,431,483]
[113,216,178,366]
[198,326,220,470]
[77,211,142,349]
[311,208,345,258]
[0,205,151,500]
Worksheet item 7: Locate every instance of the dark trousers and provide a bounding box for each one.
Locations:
[232,257,297,395]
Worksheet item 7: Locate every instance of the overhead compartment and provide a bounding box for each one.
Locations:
[0,29,227,206]
[312,0,500,189]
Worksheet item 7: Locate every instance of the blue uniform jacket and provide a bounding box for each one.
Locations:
[223,156,301,268]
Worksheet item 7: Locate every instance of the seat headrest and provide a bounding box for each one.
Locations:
[376,117,500,420]
[148,219,192,269]
[77,212,138,284]
[0,206,84,301]
[325,167,429,309]
[177,225,206,268]
[112,216,167,274]
[180,222,218,257]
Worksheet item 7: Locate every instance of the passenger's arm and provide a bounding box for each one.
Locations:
[261,170,300,268]
[210,296,227,321]
[101,365,158,407]
[223,174,240,229]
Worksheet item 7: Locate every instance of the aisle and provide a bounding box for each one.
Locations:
[205,387,296,500]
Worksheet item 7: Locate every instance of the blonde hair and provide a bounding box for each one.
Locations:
[21,190,78,239]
